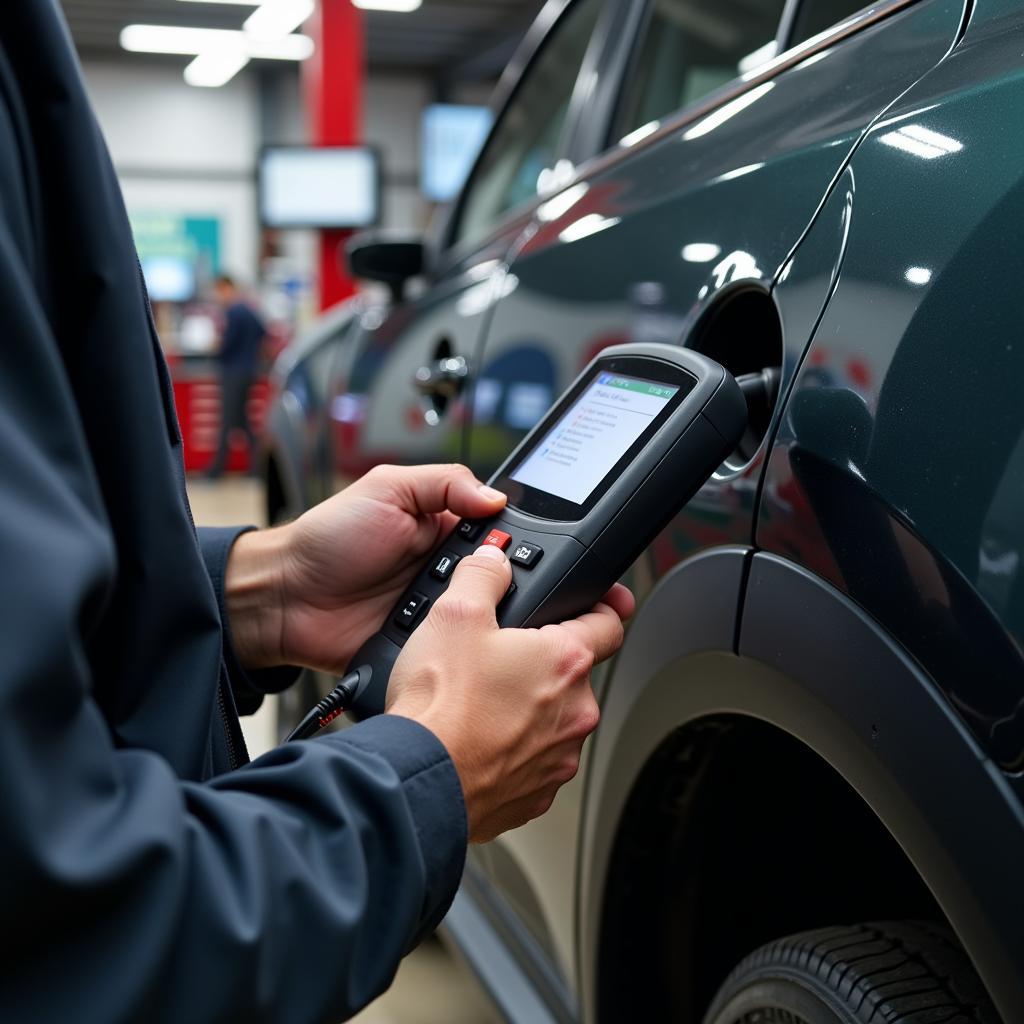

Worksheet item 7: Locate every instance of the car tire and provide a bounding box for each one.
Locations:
[703,921,999,1024]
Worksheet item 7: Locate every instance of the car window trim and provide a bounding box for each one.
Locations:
[432,0,614,272]
[562,0,647,167]
[775,0,805,54]
[562,0,921,189]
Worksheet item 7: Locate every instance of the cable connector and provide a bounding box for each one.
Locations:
[285,664,373,742]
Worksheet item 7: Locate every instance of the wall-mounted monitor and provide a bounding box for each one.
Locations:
[422,104,492,202]
[259,146,381,230]
[141,255,195,303]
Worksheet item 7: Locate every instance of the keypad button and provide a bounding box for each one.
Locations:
[456,520,482,542]
[510,542,543,568]
[499,581,517,608]
[483,529,512,551]
[394,592,430,632]
[429,551,460,581]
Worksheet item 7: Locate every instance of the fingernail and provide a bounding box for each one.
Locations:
[474,544,507,562]
[476,484,505,502]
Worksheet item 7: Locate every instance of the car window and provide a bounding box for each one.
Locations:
[788,0,870,47]
[613,0,787,142]
[454,0,604,249]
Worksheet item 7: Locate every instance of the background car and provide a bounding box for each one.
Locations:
[262,0,1024,1020]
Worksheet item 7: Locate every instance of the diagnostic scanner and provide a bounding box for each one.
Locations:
[346,342,746,716]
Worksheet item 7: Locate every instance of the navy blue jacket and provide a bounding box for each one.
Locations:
[220,301,266,374]
[0,5,466,1022]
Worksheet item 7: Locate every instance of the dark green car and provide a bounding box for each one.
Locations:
[262,0,1024,1019]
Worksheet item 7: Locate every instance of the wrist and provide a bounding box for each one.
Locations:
[224,527,291,669]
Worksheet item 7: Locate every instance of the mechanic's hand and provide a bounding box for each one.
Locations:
[225,464,507,672]
[387,544,635,843]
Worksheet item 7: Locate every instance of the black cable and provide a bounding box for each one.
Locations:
[285,665,373,742]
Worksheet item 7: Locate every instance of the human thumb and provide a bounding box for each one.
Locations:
[442,543,512,619]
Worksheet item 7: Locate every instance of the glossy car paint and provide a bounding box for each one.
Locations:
[760,0,1024,771]
[466,0,966,985]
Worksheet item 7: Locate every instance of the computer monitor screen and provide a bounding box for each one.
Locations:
[259,147,380,229]
[141,256,195,303]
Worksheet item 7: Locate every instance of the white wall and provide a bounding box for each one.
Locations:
[363,73,431,232]
[83,61,262,280]
[81,60,497,285]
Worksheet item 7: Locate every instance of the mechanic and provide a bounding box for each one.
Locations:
[0,4,632,1022]
[206,274,266,480]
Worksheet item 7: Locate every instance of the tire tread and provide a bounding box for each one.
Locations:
[704,921,1000,1024]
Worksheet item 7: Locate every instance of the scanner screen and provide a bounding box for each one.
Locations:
[510,372,678,505]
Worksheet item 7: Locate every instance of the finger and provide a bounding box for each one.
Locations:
[381,464,507,519]
[546,602,626,666]
[601,583,636,622]
[435,544,512,623]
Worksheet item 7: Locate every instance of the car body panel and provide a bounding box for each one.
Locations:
[467,0,968,991]
[263,300,361,516]
[758,0,1024,770]
[574,551,1024,1023]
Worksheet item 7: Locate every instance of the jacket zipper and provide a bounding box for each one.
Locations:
[217,681,240,771]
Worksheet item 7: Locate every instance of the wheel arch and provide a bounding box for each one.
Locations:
[577,549,1024,1023]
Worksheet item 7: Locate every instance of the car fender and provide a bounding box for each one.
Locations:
[577,549,1024,1023]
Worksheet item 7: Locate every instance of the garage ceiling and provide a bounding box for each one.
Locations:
[58,0,546,82]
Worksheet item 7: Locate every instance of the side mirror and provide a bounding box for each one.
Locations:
[346,233,424,303]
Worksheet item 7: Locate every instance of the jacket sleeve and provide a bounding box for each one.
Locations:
[0,222,468,1023]
[198,524,302,714]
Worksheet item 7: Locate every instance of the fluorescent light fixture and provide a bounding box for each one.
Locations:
[353,0,422,10]
[121,25,313,60]
[537,183,589,223]
[618,120,660,149]
[244,0,314,40]
[683,82,774,141]
[681,243,721,263]
[177,0,258,4]
[905,266,932,285]
[559,214,620,245]
[878,124,962,160]
[184,46,250,87]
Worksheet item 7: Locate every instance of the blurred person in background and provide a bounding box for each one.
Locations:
[0,2,632,1021]
[206,273,266,478]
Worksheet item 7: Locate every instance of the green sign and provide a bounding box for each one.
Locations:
[129,212,221,276]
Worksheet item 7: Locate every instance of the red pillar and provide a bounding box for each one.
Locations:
[303,0,364,311]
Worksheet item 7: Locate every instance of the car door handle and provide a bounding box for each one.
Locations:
[414,355,468,398]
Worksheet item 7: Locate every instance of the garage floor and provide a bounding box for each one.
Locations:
[187,477,499,1024]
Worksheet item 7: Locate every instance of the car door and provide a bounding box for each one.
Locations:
[464,0,968,1003]
[329,0,612,482]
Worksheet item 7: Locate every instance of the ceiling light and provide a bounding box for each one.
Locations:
[177,0,258,4]
[244,0,314,40]
[184,46,250,87]
[905,266,932,285]
[121,25,313,60]
[352,0,423,11]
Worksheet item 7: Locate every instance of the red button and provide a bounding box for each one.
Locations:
[483,529,512,551]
